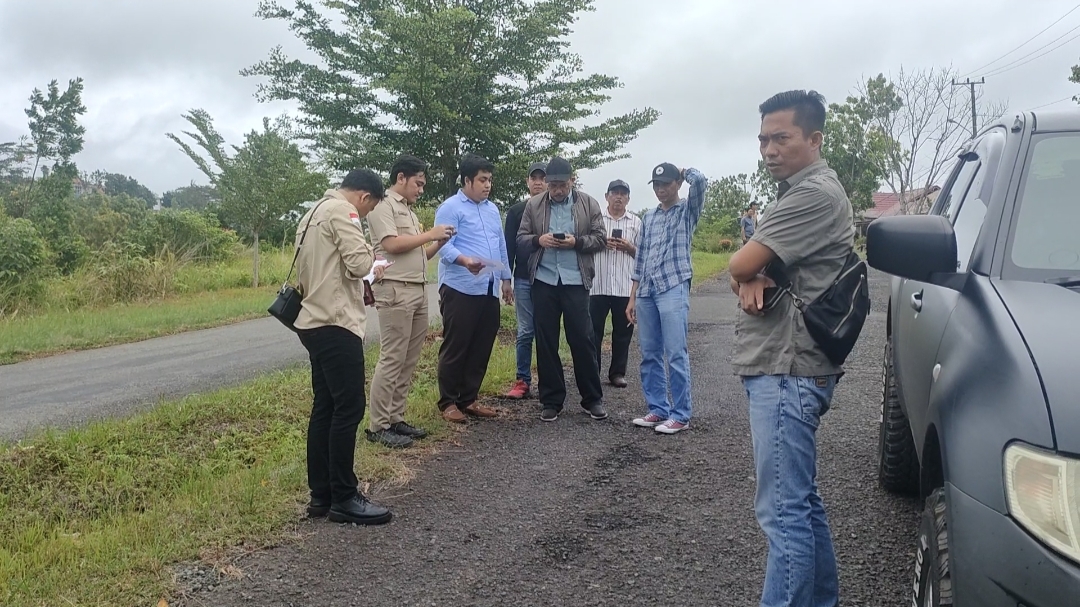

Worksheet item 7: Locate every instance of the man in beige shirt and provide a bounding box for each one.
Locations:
[293,168,392,526]
[365,155,453,448]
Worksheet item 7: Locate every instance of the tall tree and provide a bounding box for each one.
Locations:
[856,68,1006,214]
[167,109,328,286]
[24,78,87,194]
[702,170,771,227]
[821,98,896,212]
[86,170,158,207]
[243,0,659,202]
[161,183,220,210]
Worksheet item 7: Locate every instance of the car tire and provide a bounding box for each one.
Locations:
[878,336,920,494]
[912,487,954,606]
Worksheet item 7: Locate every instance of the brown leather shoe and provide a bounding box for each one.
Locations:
[461,402,498,418]
[441,405,467,423]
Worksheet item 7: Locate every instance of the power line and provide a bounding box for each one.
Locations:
[1028,95,1077,110]
[982,27,1080,77]
[963,3,1080,78]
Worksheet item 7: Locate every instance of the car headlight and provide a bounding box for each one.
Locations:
[1005,443,1080,564]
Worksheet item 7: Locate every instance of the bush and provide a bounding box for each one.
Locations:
[414,205,436,231]
[84,242,190,304]
[0,216,54,312]
[132,209,239,262]
[719,239,734,251]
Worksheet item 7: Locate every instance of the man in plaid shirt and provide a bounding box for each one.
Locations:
[626,163,706,434]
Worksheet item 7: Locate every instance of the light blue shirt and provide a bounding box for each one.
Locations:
[535,193,583,286]
[436,189,512,296]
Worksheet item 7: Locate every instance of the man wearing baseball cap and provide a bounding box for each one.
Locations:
[502,161,548,399]
[627,162,707,434]
[516,156,608,422]
[590,179,642,389]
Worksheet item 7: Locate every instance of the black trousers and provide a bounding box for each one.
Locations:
[437,285,501,410]
[531,280,603,411]
[297,325,365,505]
[590,295,633,379]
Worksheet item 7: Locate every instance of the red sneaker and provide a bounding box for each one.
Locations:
[505,379,530,399]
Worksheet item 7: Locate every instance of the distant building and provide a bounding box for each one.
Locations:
[857,186,941,235]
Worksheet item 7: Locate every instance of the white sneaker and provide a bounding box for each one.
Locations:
[655,420,689,434]
[632,413,665,428]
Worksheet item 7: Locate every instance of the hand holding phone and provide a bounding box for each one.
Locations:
[611,228,623,239]
[553,232,566,240]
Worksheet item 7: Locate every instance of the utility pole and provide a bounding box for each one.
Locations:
[952,77,985,138]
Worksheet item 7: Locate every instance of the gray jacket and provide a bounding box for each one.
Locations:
[516,189,607,289]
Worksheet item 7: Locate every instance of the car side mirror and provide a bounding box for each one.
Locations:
[867,215,966,291]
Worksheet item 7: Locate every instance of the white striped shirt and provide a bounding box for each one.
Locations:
[591,210,642,297]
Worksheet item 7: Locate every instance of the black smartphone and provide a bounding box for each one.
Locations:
[611,229,623,239]
[553,232,566,240]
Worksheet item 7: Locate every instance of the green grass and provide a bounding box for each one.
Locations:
[691,251,732,286]
[0,327,517,607]
[0,248,300,365]
[0,288,275,365]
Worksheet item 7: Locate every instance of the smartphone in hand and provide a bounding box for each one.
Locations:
[553,232,566,240]
[611,228,623,239]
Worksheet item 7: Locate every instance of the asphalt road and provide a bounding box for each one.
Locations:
[0,285,441,441]
[178,270,923,607]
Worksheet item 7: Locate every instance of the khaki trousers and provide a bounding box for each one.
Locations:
[368,281,429,431]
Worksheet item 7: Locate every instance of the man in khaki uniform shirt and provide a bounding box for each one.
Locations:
[293,168,392,526]
[365,155,453,448]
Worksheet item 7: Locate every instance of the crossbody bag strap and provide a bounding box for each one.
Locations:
[282,195,332,288]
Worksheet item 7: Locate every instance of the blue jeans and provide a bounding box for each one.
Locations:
[636,280,691,423]
[742,374,839,607]
[513,279,534,384]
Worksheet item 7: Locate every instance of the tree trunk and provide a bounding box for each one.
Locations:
[252,230,260,289]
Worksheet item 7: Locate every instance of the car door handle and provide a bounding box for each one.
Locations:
[910,290,923,312]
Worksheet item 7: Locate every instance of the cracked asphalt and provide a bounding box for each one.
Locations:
[179,270,921,607]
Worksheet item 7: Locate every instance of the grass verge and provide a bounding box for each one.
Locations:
[0,288,275,365]
[691,251,732,287]
[0,327,517,607]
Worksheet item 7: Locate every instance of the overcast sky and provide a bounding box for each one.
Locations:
[3,0,1080,210]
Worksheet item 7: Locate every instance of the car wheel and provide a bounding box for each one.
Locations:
[878,336,920,494]
[912,488,954,606]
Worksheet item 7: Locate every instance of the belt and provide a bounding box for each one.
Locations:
[377,279,425,286]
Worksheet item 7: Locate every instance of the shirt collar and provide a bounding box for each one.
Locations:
[603,208,627,220]
[384,189,408,206]
[457,189,489,205]
[324,188,348,202]
[778,159,828,199]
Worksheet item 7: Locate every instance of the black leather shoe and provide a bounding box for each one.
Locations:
[365,429,414,449]
[306,496,331,518]
[390,421,428,439]
[328,495,392,526]
[610,375,628,388]
[586,403,609,420]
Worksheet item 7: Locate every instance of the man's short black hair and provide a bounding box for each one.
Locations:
[340,168,385,199]
[758,90,827,137]
[459,152,495,185]
[389,154,428,185]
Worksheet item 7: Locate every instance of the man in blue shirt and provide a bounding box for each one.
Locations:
[626,163,707,434]
[516,157,608,422]
[434,153,514,423]
[740,204,758,245]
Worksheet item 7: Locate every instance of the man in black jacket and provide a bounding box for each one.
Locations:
[502,161,548,399]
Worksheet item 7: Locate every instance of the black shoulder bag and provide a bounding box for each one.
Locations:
[267,197,329,331]
[764,250,871,367]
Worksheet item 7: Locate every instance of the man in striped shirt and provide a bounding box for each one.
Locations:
[590,179,642,389]
[626,163,707,434]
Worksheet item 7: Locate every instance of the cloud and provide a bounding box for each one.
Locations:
[1,0,1077,203]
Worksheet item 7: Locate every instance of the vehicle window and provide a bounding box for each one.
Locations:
[1009,134,1080,273]
[952,163,987,272]
[936,155,980,219]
